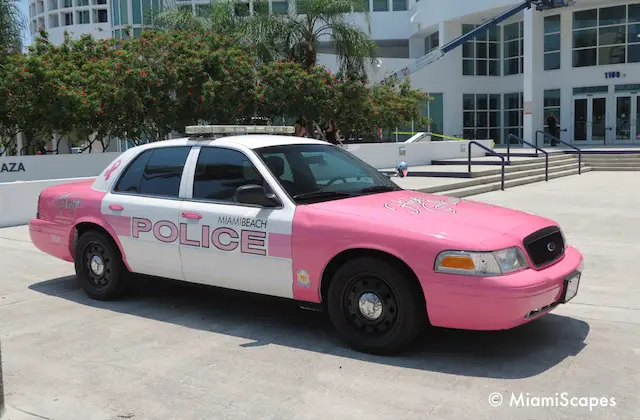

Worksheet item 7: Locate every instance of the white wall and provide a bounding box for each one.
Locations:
[344,140,493,169]
[316,53,411,79]
[0,152,120,183]
[0,177,96,228]
[0,140,492,227]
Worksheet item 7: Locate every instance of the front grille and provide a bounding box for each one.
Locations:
[523,226,565,268]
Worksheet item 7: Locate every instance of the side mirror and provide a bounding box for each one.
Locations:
[235,184,280,207]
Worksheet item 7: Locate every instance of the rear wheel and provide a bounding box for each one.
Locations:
[327,257,426,355]
[74,230,129,300]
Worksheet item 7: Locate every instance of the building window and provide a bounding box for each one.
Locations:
[63,11,73,25]
[372,0,388,12]
[543,89,561,134]
[77,10,90,24]
[94,8,108,23]
[132,0,142,24]
[573,4,640,67]
[76,0,89,6]
[425,31,439,55]
[49,14,59,28]
[392,0,406,11]
[503,92,523,140]
[119,0,129,24]
[544,15,561,70]
[463,94,502,143]
[112,0,119,25]
[63,0,73,8]
[272,1,288,14]
[503,21,523,75]
[48,0,57,10]
[462,24,501,76]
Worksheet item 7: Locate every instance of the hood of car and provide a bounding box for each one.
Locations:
[307,190,556,247]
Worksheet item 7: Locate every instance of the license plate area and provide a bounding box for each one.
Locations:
[560,271,581,303]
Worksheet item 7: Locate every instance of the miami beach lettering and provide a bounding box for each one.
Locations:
[132,217,267,256]
[218,216,268,230]
[0,162,25,173]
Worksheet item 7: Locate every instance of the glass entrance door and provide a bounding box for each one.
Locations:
[573,96,611,144]
[614,95,640,144]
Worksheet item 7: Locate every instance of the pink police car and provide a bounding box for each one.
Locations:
[29,125,583,355]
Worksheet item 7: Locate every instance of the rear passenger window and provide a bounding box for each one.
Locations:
[193,147,266,202]
[114,150,152,193]
[114,147,191,198]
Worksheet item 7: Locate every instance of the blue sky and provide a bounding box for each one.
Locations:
[19,0,32,46]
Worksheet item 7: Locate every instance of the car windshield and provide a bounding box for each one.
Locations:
[255,143,402,204]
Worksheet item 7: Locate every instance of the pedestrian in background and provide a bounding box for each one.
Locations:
[294,119,309,137]
[547,113,559,146]
[325,119,344,145]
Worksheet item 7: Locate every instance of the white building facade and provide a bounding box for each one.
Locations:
[28,0,112,44]
[363,0,640,146]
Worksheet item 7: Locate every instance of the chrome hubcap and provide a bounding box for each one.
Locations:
[358,292,383,320]
[90,255,105,276]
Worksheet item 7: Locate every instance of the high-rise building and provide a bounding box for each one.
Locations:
[28,0,113,45]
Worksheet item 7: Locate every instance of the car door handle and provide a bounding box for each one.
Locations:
[109,204,124,211]
[182,212,202,220]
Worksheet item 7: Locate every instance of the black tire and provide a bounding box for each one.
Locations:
[74,230,129,300]
[327,257,426,355]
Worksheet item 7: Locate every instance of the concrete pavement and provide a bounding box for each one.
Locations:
[0,171,639,420]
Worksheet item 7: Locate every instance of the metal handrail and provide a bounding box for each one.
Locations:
[507,134,549,181]
[468,140,505,191]
[535,131,582,175]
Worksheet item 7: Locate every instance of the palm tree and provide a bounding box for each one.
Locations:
[278,0,377,79]
[0,0,25,56]
[148,0,378,80]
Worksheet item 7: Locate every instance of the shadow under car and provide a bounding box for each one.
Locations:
[29,274,590,380]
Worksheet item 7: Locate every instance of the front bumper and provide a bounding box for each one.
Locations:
[424,245,583,331]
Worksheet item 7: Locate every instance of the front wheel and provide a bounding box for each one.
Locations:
[74,231,129,300]
[327,257,426,355]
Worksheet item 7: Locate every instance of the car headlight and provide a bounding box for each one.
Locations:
[434,247,529,276]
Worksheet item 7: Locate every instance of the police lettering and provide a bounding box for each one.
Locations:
[0,162,25,173]
[218,216,267,230]
[132,217,267,255]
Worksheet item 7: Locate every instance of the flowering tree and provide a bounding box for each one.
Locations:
[257,60,337,126]
[2,28,432,153]
[334,78,432,140]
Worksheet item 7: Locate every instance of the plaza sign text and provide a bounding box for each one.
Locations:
[0,162,26,173]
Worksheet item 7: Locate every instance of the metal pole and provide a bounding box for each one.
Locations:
[545,155,549,181]
[0,340,4,418]
[468,143,472,174]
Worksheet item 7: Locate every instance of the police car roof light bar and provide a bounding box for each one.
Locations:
[186,125,296,137]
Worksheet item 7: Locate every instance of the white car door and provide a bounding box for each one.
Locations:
[101,145,193,281]
[178,145,295,299]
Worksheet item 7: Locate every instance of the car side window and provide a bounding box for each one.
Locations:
[192,147,266,202]
[113,150,153,193]
[114,146,191,197]
[260,152,294,183]
[302,151,374,187]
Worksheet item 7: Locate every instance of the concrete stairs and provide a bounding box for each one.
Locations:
[581,153,640,171]
[420,154,590,198]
